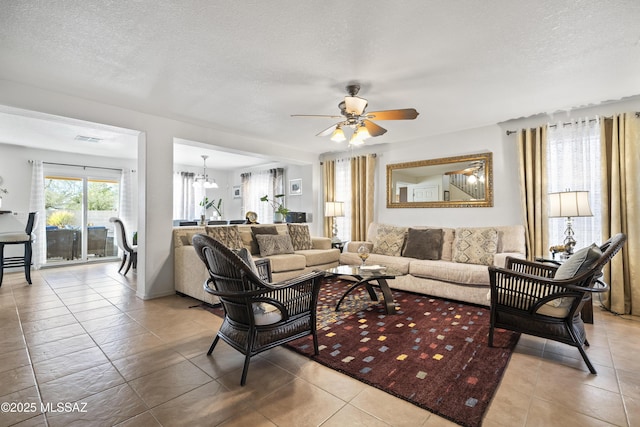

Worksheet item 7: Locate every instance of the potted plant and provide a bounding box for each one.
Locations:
[260,194,289,223]
[199,197,223,225]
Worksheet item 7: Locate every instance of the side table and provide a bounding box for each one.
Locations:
[331,240,346,251]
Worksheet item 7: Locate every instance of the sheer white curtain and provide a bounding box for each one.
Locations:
[29,160,46,269]
[547,117,602,249]
[334,157,351,241]
[242,168,284,224]
[119,169,136,243]
[173,172,196,220]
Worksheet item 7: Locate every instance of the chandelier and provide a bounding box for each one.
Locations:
[193,155,218,189]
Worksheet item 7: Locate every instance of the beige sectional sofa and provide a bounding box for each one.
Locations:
[173,223,340,304]
[339,223,526,306]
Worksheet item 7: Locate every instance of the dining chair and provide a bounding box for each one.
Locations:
[109,217,137,275]
[0,212,37,286]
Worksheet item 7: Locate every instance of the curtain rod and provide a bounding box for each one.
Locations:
[30,160,126,172]
[320,153,377,165]
[506,112,640,135]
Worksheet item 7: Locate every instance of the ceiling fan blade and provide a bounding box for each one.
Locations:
[362,120,387,137]
[316,123,339,137]
[291,114,343,119]
[366,108,419,120]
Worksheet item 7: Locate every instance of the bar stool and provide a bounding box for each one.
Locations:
[0,212,37,287]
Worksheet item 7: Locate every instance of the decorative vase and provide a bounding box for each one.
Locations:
[274,212,284,223]
[199,214,207,226]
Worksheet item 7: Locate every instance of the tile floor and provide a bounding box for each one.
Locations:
[0,263,638,426]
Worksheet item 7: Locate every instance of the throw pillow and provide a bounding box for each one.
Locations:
[452,227,499,266]
[252,225,279,236]
[372,224,407,256]
[287,223,313,250]
[402,228,443,260]
[554,244,602,280]
[205,225,243,250]
[255,234,295,257]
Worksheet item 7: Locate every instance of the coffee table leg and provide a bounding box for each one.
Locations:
[376,278,396,314]
[335,279,367,312]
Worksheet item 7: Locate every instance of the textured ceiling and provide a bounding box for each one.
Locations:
[1,1,639,167]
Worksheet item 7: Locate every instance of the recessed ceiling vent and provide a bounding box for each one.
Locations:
[74,135,102,143]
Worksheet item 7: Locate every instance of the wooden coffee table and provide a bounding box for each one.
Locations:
[324,265,403,314]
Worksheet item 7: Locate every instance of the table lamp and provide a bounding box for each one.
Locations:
[324,201,344,244]
[548,190,593,255]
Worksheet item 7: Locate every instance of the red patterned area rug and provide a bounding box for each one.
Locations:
[284,278,520,427]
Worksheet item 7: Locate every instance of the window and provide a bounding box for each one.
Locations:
[241,168,285,224]
[546,118,602,248]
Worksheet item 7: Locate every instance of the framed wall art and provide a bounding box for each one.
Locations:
[289,179,302,196]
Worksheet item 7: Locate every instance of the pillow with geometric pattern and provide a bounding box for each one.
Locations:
[372,224,408,256]
[287,223,313,250]
[452,227,499,266]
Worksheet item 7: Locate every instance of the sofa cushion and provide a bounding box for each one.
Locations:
[233,247,259,274]
[372,224,407,256]
[295,248,340,267]
[256,234,295,257]
[452,227,499,266]
[205,225,243,250]
[402,228,443,260]
[174,227,203,247]
[262,253,307,273]
[287,224,313,250]
[410,260,491,285]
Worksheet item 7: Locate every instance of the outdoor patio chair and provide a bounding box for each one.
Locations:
[192,233,324,386]
[488,233,626,374]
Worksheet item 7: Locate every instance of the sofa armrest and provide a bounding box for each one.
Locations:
[345,240,373,253]
[311,236,332,250]
[493,252,526,268]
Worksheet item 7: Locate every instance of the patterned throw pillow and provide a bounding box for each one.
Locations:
[255,234,295,257]
[452,228,499,266]
[372,224,407,256]
[205,225,243,250]
[287,224,313,250]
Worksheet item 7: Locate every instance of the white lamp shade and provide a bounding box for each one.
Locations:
[344,96,368,115]
[325,201,345,217]
[330,127,346,142]
[549,191,593,218]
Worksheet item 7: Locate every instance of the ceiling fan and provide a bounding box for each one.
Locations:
[291,84,419,146]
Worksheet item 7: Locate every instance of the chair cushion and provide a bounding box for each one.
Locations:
[252,302,283,326]
[287,224,313,250]
[372,224,407,256]
[255,234,295,257]
[547,243,602,308]
[554,243,602,280]
[0,232,30,243]
[452,227,499,266]
[402,228,443,260]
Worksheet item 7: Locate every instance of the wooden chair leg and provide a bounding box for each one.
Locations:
[118,253,127,273]
[207,335,220,355]
[24,241,33,285]
[123,252,133,275]
[240,354,251,386]
[0,243,4,287]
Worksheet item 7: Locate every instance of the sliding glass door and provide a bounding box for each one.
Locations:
[44,165,120,265]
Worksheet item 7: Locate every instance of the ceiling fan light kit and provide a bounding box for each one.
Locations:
[292,84,419,146]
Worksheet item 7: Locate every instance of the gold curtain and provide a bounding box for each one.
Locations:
[322,160,336,238]
[517,126,550,259]
[350,154,376,240]
[601,113,640,315]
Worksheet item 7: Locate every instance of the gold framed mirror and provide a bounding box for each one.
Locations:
[387,152,493,208]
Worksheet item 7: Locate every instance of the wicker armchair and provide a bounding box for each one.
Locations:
[488,233,626,374]
[192,234,324,386]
